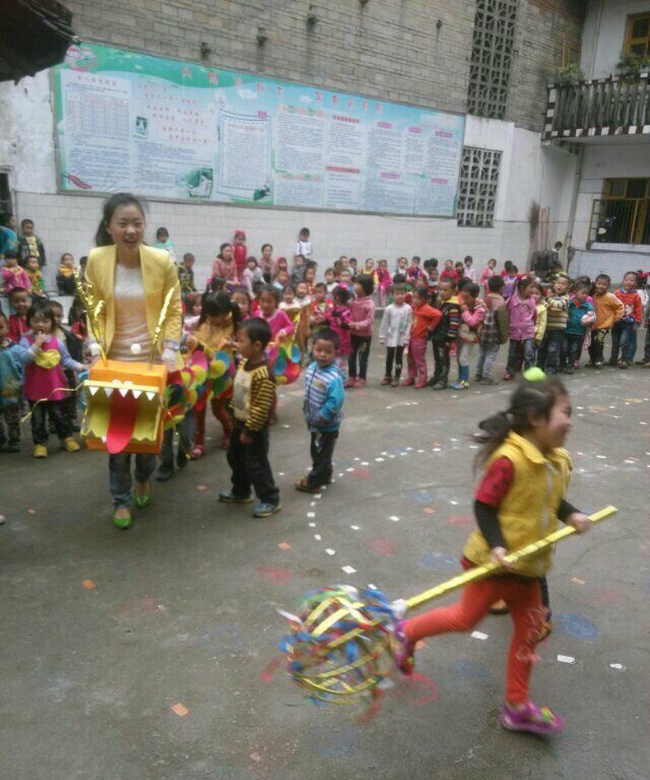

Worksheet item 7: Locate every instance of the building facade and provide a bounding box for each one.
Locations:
[2,0,618,283]
[544,0,650,278]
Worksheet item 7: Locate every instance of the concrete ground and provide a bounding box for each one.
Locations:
[1,339,649,780]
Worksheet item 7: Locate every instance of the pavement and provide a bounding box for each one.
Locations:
[1,339,649,780]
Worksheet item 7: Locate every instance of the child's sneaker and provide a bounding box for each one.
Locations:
[401,378,415,387]
[391,377,399,387]
[380,376,391,385]
[390,619,415,676]
[218,490,254,504]
[64,437,80,452]
[295,477,320,493]
[344,378,355,388]
[451,380,469,390]
[253,501,281,518]
[414,381,426,389]
[355,378,366,388]
[33,444,48,458]
[500,701,564,735]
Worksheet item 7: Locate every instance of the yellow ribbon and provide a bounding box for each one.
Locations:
[149,286,176,365]
[20,381,85,424]
[74,270,107,365]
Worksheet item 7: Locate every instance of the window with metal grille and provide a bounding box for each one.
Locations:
[457,147,501,228]
[625,13,650,57]
[467,0,518,119]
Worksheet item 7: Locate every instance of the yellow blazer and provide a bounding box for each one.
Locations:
[464,432,572,577]
[85,245,182,368]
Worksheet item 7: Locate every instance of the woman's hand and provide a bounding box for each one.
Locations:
[162,347,177,371]
[567,512,590,534]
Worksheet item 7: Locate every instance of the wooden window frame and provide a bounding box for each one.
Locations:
[624,13,650,57]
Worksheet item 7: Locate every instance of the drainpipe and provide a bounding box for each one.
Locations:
[564,143,585,274]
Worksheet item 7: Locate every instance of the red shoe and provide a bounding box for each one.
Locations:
[355,378,366,387]
[401,378,415,387]
[344,378,355,388]
[502,373,514,381]
[415,381,426,389]
[190,445,205,460]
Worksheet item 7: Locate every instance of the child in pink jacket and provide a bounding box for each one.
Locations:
[453,282,486,390]
[347,274,375,388]
[503,277,537,380]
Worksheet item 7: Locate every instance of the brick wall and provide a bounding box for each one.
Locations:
[63,0,476,115]
[507,0,585,131]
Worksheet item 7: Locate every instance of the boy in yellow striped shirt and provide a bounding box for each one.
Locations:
[219,318,281,517]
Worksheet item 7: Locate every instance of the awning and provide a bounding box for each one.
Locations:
[0,0,75,82]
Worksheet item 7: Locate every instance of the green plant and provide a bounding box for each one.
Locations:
[553,63,585,86]
[616,53,650,82]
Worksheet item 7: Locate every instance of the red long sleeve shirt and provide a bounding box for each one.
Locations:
[411,303,442,339]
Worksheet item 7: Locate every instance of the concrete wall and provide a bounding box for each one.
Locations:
[581,0,650,80]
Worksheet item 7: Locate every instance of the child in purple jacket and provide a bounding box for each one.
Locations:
[503,277,537,380]
[346,274,375,388]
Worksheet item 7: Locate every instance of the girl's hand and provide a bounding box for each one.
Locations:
[33,332,47,348]
[490,546,514,570]
[567,512,590,534]
[239,431,253,445]
[222,337,237,350]
[186,335,198,351]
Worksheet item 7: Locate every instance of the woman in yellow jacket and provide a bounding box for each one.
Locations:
[85,193,182,529]
[392,374,590,736]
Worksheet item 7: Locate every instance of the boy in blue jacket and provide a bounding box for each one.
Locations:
[295,329,345,493]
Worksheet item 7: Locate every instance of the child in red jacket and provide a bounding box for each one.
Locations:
[402,288,441,388]
[610,271,642,368]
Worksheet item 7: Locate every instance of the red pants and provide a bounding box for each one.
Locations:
[407,337,428,384]
[404,576,543,705]
[194,397,232,446]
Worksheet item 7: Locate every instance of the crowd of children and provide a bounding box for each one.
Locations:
[2,217,649,504]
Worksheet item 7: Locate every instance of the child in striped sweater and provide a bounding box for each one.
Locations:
[538,276,569,374]
[219,318,280,518]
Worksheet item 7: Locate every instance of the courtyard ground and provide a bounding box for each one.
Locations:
[1,342,648,780]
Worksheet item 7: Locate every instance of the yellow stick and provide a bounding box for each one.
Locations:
[405,505,617,611]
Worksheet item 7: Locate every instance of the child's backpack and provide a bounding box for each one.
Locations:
[495,304,509,344]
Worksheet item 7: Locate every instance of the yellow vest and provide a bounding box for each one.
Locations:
[463,432,572,577]
[84,245,182,368]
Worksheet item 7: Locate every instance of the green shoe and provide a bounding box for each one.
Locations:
[113,509,134,530]
[135,482,152,508]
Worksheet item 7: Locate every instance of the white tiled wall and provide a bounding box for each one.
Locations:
[16,190,538,288]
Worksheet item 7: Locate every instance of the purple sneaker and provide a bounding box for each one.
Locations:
[390,619,415,676]
[501,701,564,735]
